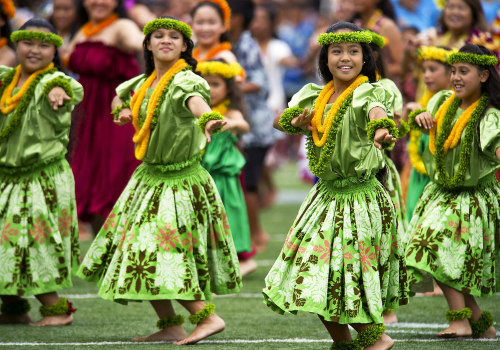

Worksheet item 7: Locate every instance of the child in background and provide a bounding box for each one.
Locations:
[0,18,83,326]
[406,44,499,338]
[77,17,241,345]
[0,0,16,67]
[264,22,408,349]
[198,59,256,276]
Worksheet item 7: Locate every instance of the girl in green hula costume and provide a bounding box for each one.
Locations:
[198,59,257,276]
[407,44,500,339]
[77,17,241,345]
[265,22,409,350]
[0,18,83,326]
[369,30,409,325]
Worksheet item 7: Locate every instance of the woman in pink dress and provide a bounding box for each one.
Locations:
[65,0,143,234]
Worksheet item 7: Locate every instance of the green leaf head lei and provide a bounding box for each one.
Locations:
[370,31,387,49]
[447,52,498,67]
[11,30,63,48]
[143,18,192,39]
[318,31,372,46]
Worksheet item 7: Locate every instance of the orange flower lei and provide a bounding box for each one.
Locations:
[193,42,232,62]
[0,63,54,114]
[429,93,480,155]
[0,38,6,48]
[408,90,435,175]
[130,59,189,160]
[0,0,15,19]
[312,75,369,147]
[81,14,119,37]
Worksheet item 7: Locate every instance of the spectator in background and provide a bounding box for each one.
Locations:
[0,0,16,66]
[330,0,356,22]
[391,0,440,32]
[228,0,276,253]
[49,0,80,58]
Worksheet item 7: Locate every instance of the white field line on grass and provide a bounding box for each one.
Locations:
[0,338,499,346]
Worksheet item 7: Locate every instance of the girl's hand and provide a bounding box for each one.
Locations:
[415,111,435,131]
[48,87,71,110]
[291,108,315,131]
[222,118,235,132]
[205,119,226,143]
[402,102,422,122]
[373,128,396,150]
[114,108,133,125]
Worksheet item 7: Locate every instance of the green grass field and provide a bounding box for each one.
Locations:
[0,161,498,349]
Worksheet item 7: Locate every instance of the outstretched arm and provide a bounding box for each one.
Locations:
[369,106,397,150]
[187,95,226,142]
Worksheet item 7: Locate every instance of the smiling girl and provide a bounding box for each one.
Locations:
[77,17,241,345]
[406,44,500,338]
[265,22,408,349]
[0,18,83,326]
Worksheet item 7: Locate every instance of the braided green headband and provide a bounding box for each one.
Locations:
[370,32,387,48]
[447,52,498,67]
[10,30,63,48]
[143,18,192,38]
[318,31,372,46]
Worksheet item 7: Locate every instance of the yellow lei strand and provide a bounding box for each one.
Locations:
[211,99,229,116]
[429,93,480,155]
[0,63,54,114]
[408,90,435,175]
[130,59,188,160]
[311,75,368,147]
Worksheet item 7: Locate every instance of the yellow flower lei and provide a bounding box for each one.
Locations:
[211,99,229,116]
[0,63,54,114]
[197,61,243,79]
[429,93,480,155]
[312,75,369,147]
[408,90,435,175]
[130,59,189,160]
[417,46,454,63]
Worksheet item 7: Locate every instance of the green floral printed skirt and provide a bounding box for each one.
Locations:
[0,158,79,296]
[263,177,409,324]
[382,153,409,244]
[406,177,499,296]
[77,161,242,303]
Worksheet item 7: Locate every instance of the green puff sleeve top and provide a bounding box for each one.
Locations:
[289,82,390,181]
[375,78,403,115]
[0,66,83,168]
[115,70,211,165]
[423,90,500,188]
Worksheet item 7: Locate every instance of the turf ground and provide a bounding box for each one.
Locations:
[0,161,498,349]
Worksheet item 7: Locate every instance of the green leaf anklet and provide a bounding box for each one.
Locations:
[39,297,75,317]
[188,303,215,324]
[157,314,184,329]
[331,340,362,350]
[445,307,472,322]
[469,311,493,337]
[356,323,385,348]
[0,298,31,315]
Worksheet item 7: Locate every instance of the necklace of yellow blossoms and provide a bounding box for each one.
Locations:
[130,59,190,160]
[211,99,230,116]
[429,92,489,189]
[408,90,435,175]
[306,75,369,177]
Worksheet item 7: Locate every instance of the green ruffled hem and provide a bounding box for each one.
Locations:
[436,172,498,192]
[319,176,380,195]
[0,155,66,177]
[140,154,203,177]
[1,279,74,297]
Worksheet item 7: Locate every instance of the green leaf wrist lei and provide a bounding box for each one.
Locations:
[143,18,192,38]
[318,31,372,45]
[111,100,130,121]
[397,119,410,138]
[366,118,398,148]
[43,77,74,102]
[11,30,63,48]
[447,52,498,67]
[198,112,224,133]
[408,108,427,130]
[279,106,306,135]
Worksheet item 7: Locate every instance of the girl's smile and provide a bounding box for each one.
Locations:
[16,27,56,75]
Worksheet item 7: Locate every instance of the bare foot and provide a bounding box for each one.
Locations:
[365,333,394,350]
[478,325,496,339]
[0,313,31,324]
[131,325,187,342]
[239,259,258,277]
[436,319,472,338]
[29,314,73,327]
[254,231,269,252]
[173,313,225,345]
[383,311,398,324]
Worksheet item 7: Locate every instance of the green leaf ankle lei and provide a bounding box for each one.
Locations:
[434,94,488,190]
[39,297,75,317]
[366,118,398,148]
[0,67,57,143]
[331,340,362,350]
[157,314,184,329]
[279,106,306,135]
[305,93,353,177]
[446,307,472,321]
[198,112,224,133]
[188,303,215,324]
[469,311,493,337]
[0,298,31,315]
[356,323,385,348]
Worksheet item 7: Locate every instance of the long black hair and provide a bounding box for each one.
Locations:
[457,44,500,109]
[317,22,377,83]
[191,1,230,44]
[18,18,64,71]
[143,17,197,76]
